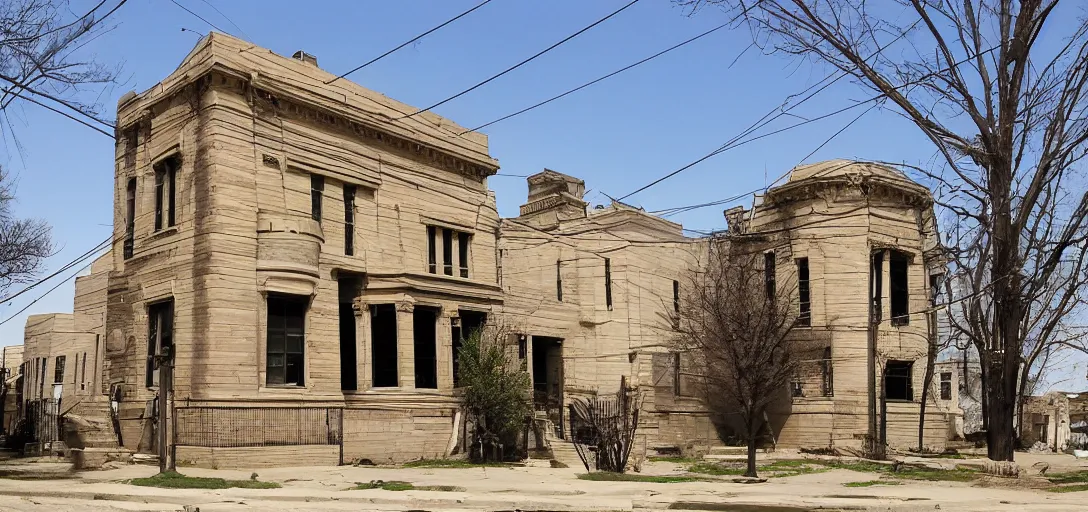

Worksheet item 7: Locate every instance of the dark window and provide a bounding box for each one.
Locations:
[870,251,884,323]
[413,308,438,389]
[54,356,65,384]
[454,311,487,387]
[343,185,356,256]
[338,276,360,392]
[427,226,437,274]
[39,358,45,397]
[940,372,952,401]
[674,280,681,313]
[311,174,324,222]
[518,335,527,360]
[791,380,804,398]
[145,299,174,388]
[821,346,833,396]
[371,304,398,387]
[458,233,470,278]
[929,274,942,307]
[442,228,454,276]
[556,260,563,302]
[797,258,810,326]
[124,178,136,259]
[884,360,913,401]
[153,157,177,231]
[266,294,306,387]
[80,352,87,390]
[890,251,909,325]
[765,251,776,301]
[604,258,613,310]
[673,352,681,397]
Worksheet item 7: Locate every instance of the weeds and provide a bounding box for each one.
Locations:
[843,480,901,487]
[127,471,280,489]
[402,459,506,468]
[578,473,701,483]
[1048,471,1088,485]
[348,480,463,491]
[1048,484,1088,493]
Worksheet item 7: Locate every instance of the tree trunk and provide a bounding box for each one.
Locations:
[745,413,760,478]
[1015,360,1032,449]
[984,353,1019,461]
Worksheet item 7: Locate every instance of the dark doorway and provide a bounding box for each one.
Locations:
[371,304,398,387]
[413,307,438,389]
[452,310,487,387]
[338,275,362,391]
[532,336,564,438]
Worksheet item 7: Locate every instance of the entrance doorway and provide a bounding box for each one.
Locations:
[532,336,563,438]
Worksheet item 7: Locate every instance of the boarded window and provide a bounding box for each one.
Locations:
[343,185,356,256]
[413,308,438,389]
[884,360,913,401]
[427,226,437,273]
[124,178,136,259]
[266,294,306,387]
[765,251,776,301]
[797,258,810,326]
[146,299,174,388]
[890,251,909,325]
[371,304,398,387]
[54,356,65,384]
[311,174,324,222]
[604,258,613,310]
[940,372,952,401]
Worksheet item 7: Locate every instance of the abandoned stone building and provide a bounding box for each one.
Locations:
[8,33,961,466]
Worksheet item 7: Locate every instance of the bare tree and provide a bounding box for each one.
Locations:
[0,0,125,138]
[683,0,1088,462]
[0,169,51,292]
[674,239,797,478]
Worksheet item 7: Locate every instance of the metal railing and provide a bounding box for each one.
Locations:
[173,406,342,448]
[23,398,61,444]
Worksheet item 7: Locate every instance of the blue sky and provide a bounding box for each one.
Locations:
[0,0,1084,390]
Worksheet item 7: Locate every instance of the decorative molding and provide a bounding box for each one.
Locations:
[396,301,415,313]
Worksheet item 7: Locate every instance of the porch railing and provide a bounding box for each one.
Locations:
[173,406,342,448]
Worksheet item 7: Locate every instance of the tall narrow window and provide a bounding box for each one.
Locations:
[39,358,45,398]
[266,294,306,387]
[604,258,613,310]
[884,360,913,401]
[821,346,833,396]
[343,185,356,256]
[673,352,681,397]
[556,260,563,302]
[458,233,470,278]
[454,311,487,387]
[338,276,361,392]
[797,257,811,326]
[371,304,398,387]
[413,308,438,389]
[427,226,437,273]
[153,157,177,231]
[940,372,953,400]
[54,356,65,384]
[442,228,453,276]
[929,274,942,307]
[673,280,680,313]
[146,299,174,388]
[764,251,776,301]
[311,174,324,223]
[80,351,87,391]
[124,177,136,259]
[870,251,884,323]
[890,251,909,325]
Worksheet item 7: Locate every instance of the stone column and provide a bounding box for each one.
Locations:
[437,307,457,390]
[354,300,371,391]
[396,301,415,388]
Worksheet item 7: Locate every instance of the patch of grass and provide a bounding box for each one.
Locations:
[1048,471,1088,484]
[687,462,746,476]
[578,472,701,483]
[817,460,977,482]
[843,480,901,487]
[686,460,827,478]
[401,458,505,468]
[1048,483,1088,493]
[347,480,464,492]
[126,471,280,489]
[649,456,701,464]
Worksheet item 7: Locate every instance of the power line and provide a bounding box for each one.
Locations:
[0,236,111,306]
[460,21,735,134]
[0,261,95,328]
[327,0,495,85]
[196,0,250,41]
[397,0,642,120]
[170,0,227,35]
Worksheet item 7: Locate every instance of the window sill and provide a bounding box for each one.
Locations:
[258,385,307,393]
[148,226,179,241]
[885,398,914,403]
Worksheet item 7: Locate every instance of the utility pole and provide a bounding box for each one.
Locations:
[155,345,174,473]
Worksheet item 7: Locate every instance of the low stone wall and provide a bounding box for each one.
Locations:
[175,445,340,469]
[342,408,456,464]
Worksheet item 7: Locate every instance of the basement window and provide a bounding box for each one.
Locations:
[146,299,174,388]
[153,156,178,231]
[884,360,913,401]
[890,251,909,325]
[266,294,306,387]
[797,258,810,326]
[311,175,324,223]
